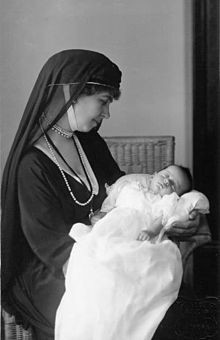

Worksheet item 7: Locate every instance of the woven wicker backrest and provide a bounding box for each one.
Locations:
[104,136,175,174]
[2,310,32,340]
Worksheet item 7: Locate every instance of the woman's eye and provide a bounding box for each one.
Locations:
[100,99,108,105]
[100,98,112,105]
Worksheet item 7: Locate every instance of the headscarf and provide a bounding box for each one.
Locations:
[1,49,122,293]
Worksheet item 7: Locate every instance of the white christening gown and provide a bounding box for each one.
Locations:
[55,176,209,340]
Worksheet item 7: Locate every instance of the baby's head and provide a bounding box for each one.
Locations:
[150,165,193,197]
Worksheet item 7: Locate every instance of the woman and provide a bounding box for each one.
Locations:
[1,49,199,340]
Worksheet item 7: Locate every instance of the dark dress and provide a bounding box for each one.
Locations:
[9,132,124,338]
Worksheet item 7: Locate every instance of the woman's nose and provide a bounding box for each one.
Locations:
[102,104,110,119]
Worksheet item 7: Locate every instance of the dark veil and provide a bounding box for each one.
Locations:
[1,49,122,298]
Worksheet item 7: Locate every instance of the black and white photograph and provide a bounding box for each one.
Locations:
[1,1,219,339]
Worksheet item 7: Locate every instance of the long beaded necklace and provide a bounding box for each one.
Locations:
[42,131,95,214]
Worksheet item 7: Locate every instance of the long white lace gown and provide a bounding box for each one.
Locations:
[55,178,209,340]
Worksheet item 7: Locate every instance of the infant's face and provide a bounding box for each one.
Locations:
[150,165,187,196]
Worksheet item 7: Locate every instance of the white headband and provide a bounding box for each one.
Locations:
[48,81,115,89]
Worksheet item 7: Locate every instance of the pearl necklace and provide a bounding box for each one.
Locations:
[51,124,73,139]
[41,112,73,139]
[43,132,95,207]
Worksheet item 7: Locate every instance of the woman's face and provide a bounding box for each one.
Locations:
[69,91,113,132]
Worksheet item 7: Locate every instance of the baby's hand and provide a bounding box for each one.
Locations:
[90,211,107,226]
[137,230,150,241]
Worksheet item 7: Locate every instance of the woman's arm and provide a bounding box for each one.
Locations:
[18,153,75,276]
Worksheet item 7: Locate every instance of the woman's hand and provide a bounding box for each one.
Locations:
[166,211,200,241]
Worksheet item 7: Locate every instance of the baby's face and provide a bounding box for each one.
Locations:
[150,165,187,196]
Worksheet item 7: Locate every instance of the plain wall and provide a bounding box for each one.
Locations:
[0,0,193,174]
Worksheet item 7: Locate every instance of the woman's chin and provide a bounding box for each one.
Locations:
[89,121,102,132]
[78,124,96,133]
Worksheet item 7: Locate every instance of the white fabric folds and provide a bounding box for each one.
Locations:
[55,174,209,340]
[56,210,182,340]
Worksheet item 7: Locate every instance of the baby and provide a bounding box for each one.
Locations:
[92,165,209,242]
[56,165,209,340]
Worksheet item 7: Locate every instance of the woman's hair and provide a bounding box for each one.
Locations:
[71,83,121,100]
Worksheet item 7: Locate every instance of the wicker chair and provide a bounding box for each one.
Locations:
[104,135,175,174]
[2,135,219,340]
[1,310,32,340]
